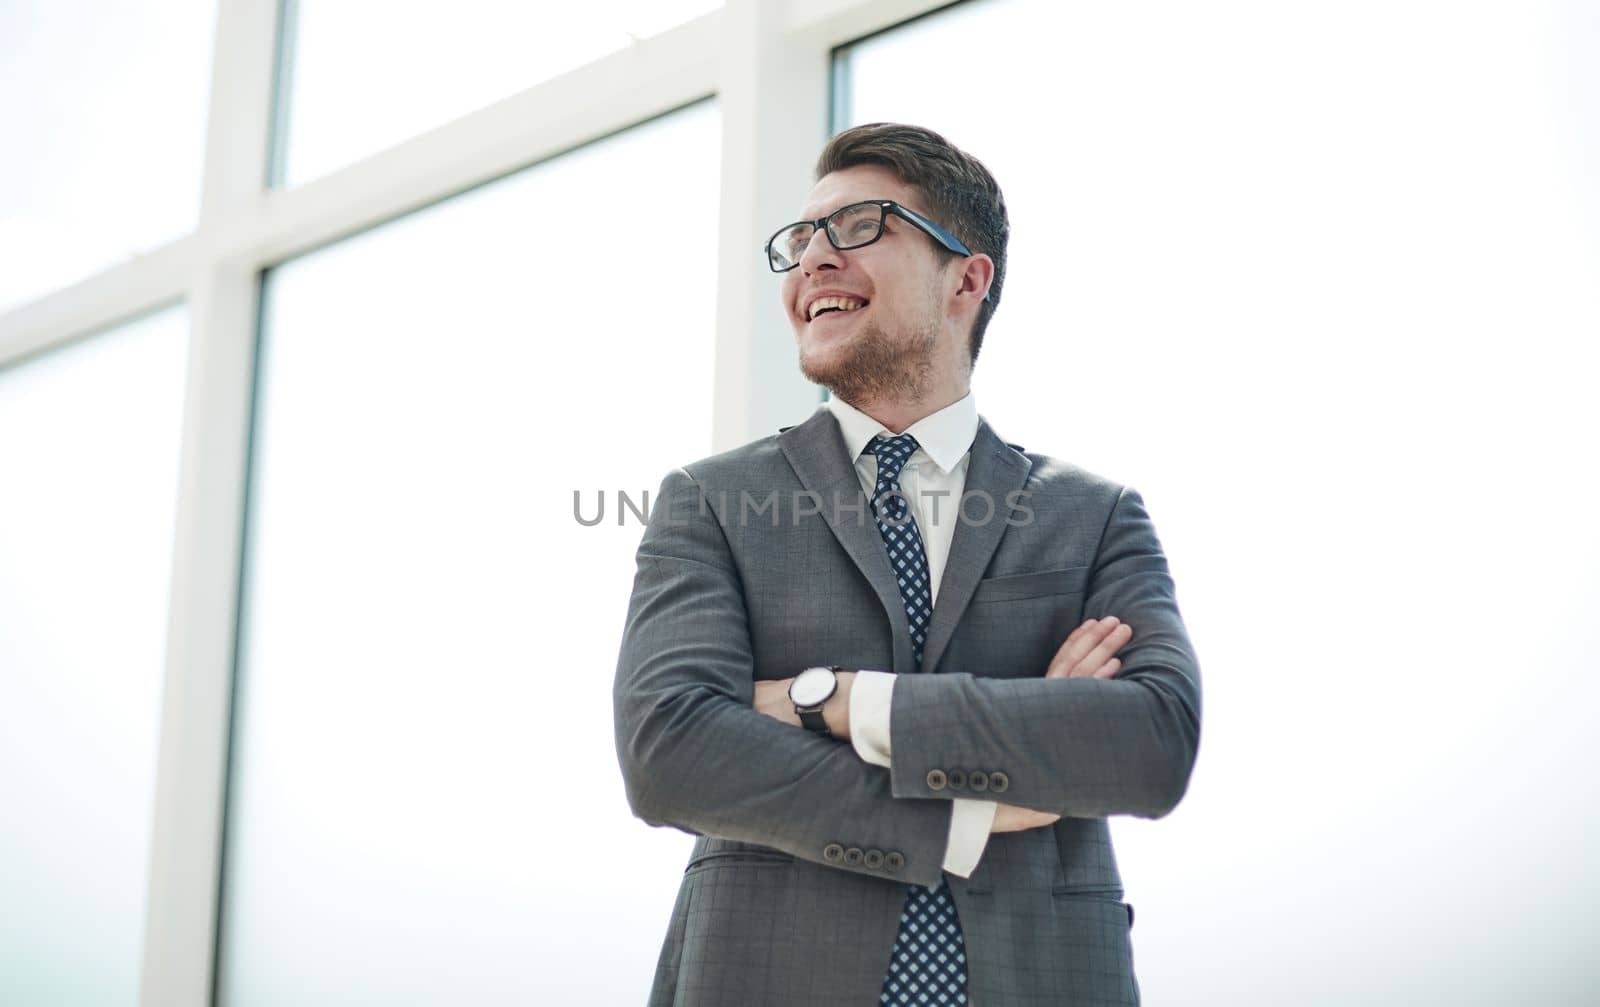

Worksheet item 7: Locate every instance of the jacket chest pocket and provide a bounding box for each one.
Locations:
[969,566,1089,604]
[941,567,1089,677]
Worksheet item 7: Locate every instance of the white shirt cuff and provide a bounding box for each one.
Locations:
[847,670,896,769]
[942,799,998,877]
[847,670,995,877]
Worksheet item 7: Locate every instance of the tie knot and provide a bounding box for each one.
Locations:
[866,432,920,483]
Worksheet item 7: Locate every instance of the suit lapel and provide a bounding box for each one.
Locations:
[920,418,1032,675]
[778,410,917,677]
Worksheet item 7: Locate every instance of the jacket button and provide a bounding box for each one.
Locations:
[947,769,967,790]
[844,847,864,866]
[884,851,905,871]
[969,770,989,791]
[989,770,1010,793]
[823,843,844,863]
[926,769,948,791]
[863,849,885,869]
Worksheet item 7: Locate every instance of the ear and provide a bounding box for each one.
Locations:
[949,253,995,310]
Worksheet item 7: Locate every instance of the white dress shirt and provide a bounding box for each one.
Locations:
[821,390,999,878]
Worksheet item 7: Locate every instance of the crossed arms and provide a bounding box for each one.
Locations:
[750,616,1139,836]
[612,466,1202,888]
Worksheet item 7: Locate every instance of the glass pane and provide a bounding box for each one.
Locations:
[0,1,216,313]
[273,0,721,186]
[840,1,1600,1004]
[0,306,190,1006]
[217,99,718,1005]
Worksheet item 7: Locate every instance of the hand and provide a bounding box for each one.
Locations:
[753,678,800,727]
[753,672,855,739]
[991,802,1061,833]
[1045,616,1133,680]
[991,619,1132,833]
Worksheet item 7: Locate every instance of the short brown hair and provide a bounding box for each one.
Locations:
[816,122,1009,364]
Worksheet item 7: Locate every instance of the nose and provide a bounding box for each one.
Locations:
[795,224,843,276]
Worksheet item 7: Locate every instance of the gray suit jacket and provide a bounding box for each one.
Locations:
[613,407,1201,1005]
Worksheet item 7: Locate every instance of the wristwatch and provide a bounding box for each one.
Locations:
[789,666,843,737]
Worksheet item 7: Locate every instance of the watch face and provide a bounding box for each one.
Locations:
[789,667,837,707]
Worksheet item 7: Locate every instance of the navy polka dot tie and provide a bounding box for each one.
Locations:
[866,433,969,1005]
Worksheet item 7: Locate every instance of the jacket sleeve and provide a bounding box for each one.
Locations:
[613,466,956,886]
[886,485,1202,819]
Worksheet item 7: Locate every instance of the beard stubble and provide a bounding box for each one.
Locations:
[798,282,943,407]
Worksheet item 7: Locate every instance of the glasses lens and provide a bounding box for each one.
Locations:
[769,223,815,271]
[827,203,883,249]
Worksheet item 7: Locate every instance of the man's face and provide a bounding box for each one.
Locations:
[780,164,958,402]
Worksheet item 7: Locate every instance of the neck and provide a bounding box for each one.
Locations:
[839,380,968,435]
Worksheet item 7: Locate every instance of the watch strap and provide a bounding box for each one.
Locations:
[798,707,831,736]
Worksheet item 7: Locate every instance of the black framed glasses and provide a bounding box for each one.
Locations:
[764,199,989,300]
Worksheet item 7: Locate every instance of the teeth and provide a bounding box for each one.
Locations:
[808,295,866,320]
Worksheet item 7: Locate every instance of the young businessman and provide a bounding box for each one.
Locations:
[614,122,1201,1005]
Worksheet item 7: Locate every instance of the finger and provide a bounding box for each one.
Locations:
[1052,618,1127,678]
[1048,617,1120,675]
[1048,621,1098,670]
[1077,623,1133,673]
[1092,657,1122,680]
[1058,617,1111,654]
[1064,618,1099,645]
[1082,622,1133,668]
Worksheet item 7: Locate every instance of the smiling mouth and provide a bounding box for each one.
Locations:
[806,294,870,321]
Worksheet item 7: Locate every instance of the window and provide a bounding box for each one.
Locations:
[272,0,721,186]
[215,100,718,1005]
[0,305,189,1006]
[0,1,215,313]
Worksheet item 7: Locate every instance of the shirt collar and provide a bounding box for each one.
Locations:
[822,390,979,475]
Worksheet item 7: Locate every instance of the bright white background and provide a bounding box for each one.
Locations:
[1,0,1595,1004]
